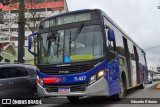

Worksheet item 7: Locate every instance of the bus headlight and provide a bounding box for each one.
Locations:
[89,70,105,84]
[90,75,96,84]
[97,70,105,78]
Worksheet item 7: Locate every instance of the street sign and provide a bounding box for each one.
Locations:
[0,36,10,43]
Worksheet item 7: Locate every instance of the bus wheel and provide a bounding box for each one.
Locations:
[67,96,79,103]
[139,81,145,89]
[139,75,145,89]
[119,79,126,98]
[113,79,125,100]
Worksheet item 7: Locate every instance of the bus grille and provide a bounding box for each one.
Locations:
[38,64,93,75]
[44,83,87,92]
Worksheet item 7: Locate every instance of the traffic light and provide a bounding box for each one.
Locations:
[141,51,145,55]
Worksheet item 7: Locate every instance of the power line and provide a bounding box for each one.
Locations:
[144,44,160,51]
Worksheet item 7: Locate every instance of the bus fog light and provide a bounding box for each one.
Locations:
[97,70,105,78]
[90,75,96,84]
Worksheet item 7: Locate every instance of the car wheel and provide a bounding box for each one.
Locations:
[29,89,38,99]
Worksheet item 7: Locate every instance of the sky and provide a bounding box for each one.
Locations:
[66,0,160,71]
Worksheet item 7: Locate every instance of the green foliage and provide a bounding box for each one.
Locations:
[0,0,10,5]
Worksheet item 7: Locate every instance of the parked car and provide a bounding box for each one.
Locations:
[0,63,37,98]
[148,73,153,84]
[153,72,160,81]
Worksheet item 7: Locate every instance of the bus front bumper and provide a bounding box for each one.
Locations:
[37,77,109,97]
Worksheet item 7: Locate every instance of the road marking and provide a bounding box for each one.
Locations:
[156,83,160,89]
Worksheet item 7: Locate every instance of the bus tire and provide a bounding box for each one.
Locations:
[139,75,145,89]
[139,81,145,89]
[113,79,126,100]
[67,96,79,103]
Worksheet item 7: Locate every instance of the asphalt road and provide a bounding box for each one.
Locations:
[3,81,160,107]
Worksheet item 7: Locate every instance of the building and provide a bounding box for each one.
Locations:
[157,65,160,72]
[0,0,65,64]
[0,31,14,62]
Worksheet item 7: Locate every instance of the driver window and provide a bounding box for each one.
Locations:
[105,27,116,63]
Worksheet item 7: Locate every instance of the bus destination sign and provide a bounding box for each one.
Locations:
[57,13,91,25]
[42,12,91,28]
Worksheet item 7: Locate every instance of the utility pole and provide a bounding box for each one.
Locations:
[18,0,25,63]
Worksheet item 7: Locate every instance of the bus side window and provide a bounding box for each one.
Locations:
[105,27,116,63]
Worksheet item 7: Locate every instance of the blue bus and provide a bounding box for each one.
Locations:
[28,9,148,102]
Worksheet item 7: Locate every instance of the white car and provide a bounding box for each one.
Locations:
[153,73,160,81]
[148,73,153,84]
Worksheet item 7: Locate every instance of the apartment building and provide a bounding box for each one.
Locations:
[0,0,65,64]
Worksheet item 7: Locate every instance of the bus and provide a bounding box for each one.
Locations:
[28,9,148,102]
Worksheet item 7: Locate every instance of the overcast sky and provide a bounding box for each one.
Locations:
[66,0,160,71]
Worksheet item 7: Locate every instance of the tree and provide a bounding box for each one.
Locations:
[24,0,45,65]
[0,0,10,5]
[25,0,44,33]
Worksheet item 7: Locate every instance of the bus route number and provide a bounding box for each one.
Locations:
[74,76,86,81]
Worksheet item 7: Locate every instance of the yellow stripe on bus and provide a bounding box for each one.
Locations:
[70,54,93,60]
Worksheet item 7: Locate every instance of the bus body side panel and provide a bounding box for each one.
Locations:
[106,54,121,96]
[139,59,148,84]
[143,66,148,83]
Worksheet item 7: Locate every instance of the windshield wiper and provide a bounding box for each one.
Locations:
[46,31,60,63]
[69,23,84,55]
[70,23,84,42]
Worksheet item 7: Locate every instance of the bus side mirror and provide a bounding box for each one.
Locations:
[28,32,38,56]
[108,29,115,41]
[28,36,32,50]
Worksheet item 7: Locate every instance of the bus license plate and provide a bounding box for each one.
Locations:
[58,88,70,93]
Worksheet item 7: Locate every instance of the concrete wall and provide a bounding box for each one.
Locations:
[1,46,16,63]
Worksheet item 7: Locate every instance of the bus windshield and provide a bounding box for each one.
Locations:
[39,25,104,64]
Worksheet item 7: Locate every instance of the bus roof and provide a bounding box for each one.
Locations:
[42,9,145,52]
